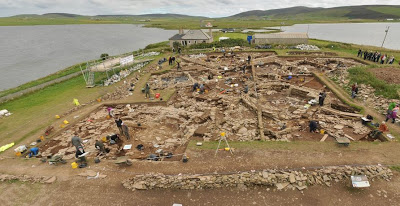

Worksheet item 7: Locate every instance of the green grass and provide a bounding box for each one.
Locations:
[0,75,104,145]
[144,41,170,50]
[0,62,87,99]
[367,6,400,17]
[389,165,400,172]
[348,65,400,99]
[213,32,249,41]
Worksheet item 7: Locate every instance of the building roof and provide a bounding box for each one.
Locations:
[169,34,185,40]
[169,30,212,41]
[254,32,309,39]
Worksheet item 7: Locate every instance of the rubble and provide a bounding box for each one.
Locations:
[104,62,149,86]
[295,44,320,51]
[122,165,392,191]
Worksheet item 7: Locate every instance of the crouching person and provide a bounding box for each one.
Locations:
[75,145,87,168]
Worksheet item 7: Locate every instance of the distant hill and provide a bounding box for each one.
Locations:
[231,5,400,19]
[97,13,206,19]
[11,13,205,19]
[42,13,82,18]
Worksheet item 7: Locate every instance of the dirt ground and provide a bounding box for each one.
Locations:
[369,67,400,84]
[2,142,400,205]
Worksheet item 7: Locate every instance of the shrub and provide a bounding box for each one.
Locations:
[100,53,109,60]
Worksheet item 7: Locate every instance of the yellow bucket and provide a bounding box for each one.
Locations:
[71,162,78,169]
[224,147,230,151]
[320,129,325,134]
[15,152,21,157]
[106,115,111,119]
[101,137,107,143]
[63,120,69,124]
[55,115,60,119]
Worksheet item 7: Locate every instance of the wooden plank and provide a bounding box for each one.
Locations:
[321,107,363,118]
[344,134,355,141]
[320,134,329,142]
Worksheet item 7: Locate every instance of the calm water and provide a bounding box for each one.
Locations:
[276,23,400,50]
[0,24,176,90]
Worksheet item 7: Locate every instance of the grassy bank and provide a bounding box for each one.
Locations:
[0,62,86,99]
[309,39,400,64]
[348,65,400,99]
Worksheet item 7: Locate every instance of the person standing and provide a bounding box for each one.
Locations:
[351,83,358,99]
[176,58,181,70]
[357,49,362,57]
[247,55,251,64]
[122,124,131,140]
[318,91,327,106]
[381,54,387,64]
[145,83,150,98]
[115,116,124,135]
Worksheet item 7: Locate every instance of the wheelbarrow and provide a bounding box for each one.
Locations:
[47,155,67,165]
[114,156,132,166]
[336,137,350,147]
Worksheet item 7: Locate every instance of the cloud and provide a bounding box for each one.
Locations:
[0,0,399,17]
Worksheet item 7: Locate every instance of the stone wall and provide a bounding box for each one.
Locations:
[122,165,392,191]
[0,173,57,184]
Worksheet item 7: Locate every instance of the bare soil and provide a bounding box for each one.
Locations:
[369,67,400,84]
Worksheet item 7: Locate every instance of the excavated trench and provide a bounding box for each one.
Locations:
[38,52,373,162]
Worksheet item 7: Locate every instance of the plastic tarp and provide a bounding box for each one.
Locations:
[0,142,15,153]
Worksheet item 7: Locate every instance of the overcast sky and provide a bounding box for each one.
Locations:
[0,0,399,17]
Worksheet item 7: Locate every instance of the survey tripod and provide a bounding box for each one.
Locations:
[215,132,233,156]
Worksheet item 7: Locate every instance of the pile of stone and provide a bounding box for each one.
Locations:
[0,109,12,118]
[189,53,207,59]
[0,173,57,184]
[138,52,160,57]
[122,165,392,191]
[104,62,149,87]
[295,44,320,51]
